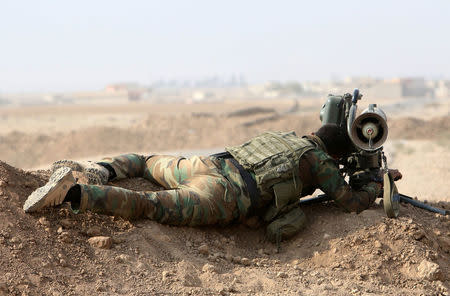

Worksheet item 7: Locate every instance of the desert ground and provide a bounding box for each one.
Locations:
[0,96,449,295]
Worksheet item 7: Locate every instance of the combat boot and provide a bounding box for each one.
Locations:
[23,167,76,213]
[51,160,110,185]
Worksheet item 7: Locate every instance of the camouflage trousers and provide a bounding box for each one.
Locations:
[75,154,252,226]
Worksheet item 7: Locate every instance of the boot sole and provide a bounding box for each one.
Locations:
[23,167,76,213]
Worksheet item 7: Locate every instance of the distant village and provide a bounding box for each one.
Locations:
[1,76,450,106]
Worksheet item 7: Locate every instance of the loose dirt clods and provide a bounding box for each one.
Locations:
[0,160,449,295]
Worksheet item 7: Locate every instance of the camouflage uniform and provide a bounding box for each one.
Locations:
[76,154,252,225]
[72,132,381,240]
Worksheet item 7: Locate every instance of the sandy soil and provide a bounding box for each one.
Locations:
[0,97,449,295]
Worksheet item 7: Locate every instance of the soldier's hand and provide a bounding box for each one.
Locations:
[389,169,402,181]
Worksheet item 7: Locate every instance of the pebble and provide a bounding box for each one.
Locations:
[116,254,130,263]
[232,256,241,264]
[417,259,441,281]
[198,244,209,255]
[202,263,216,273]
[413,229,426,240]
[323,233,331,239]
[162,270,170,281]
[185,241,192,247]
[86,226,102,237]
[59,219,72,228]
[374,240,382,248]
[59,259,68,267]
[88,236,113,249]
[276,272,288,278]
[10,236,20,244]
[59,232,72,243]
[39,217,50,227]
[240,258,251,266]
[57,227,63,234]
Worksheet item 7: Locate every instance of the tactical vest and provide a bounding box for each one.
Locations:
[225,131,316,220]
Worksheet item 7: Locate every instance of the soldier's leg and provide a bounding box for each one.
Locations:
[141,155,212,189]
[98,154,209,190]
[72,171,243,225]
[97,153,148,180]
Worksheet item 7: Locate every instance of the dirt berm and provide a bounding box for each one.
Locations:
[0,160,449,296]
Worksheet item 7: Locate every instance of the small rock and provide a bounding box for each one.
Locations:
[276,272,288,278]
[374,240,382,248]
[185,240,192,247]
[437,236,450,253]
[323,233,331,239]
[59,232,72,243]
[413,229,426,240]
[57,227,63,234]
[115,254,130,263]
[198,244,209,255]
[240,258,251,266]
[88,236,113,249]
[257,249,264,256]
[417,260,441,281]
[378,223,387,232]
[86,226,102,237]
[202,263,216,273]
[136,262,147,270]
[232,256,241,264]
[162,270,170,281]
[39,217,50,227]
[59,259,68,267]
[178,260,201,287]
[10,236,20,244]
[59,219,72,228]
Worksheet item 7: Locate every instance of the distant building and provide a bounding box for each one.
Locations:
[435,80,450,98]
[105,83,149,101]
[400,78,433,98]
[105,83,140,93]
[364,79,402,99]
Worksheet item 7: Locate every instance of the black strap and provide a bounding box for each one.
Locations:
[210,151,233,159]
[228,157,260,213]
[211,152,260,214]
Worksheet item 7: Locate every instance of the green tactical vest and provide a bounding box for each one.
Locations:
[225,131,316,220]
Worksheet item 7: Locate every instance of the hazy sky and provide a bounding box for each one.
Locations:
[1,0,449,92]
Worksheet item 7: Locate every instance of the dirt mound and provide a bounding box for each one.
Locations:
[390,116,450,140]
[0,161,449,295]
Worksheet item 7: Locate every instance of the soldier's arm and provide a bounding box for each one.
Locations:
[305,150,382,213]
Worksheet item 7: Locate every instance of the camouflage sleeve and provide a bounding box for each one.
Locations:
[306,150,382,213]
